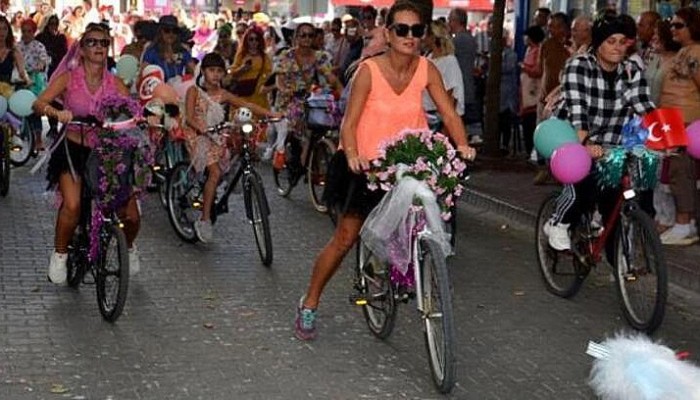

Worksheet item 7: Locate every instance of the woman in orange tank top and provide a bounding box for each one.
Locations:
[294,1,476,341]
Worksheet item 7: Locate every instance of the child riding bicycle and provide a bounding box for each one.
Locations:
[183,52,280,243]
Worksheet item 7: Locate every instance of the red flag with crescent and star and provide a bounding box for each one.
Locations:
[642,108,688,150]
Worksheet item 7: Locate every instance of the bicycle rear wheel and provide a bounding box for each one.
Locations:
[420,238,455,394]
[96,223,129,322]
[535,193,586,298]
[9,119,33,167]
[307,138,335,213]
[355,242,397,339]
[166,162,200,242]
[614,207,667,333]
[244,171,273,266]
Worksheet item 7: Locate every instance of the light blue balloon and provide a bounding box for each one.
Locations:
[8,89,36,117]
[0,96,7,119]
[116,55,139,84]
[534,118,578,158]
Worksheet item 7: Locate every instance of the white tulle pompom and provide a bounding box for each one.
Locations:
[588,334,700,400]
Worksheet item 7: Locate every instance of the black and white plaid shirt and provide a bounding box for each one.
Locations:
[556,53,656,145]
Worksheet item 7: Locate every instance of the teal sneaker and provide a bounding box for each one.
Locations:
[295,296,317,341]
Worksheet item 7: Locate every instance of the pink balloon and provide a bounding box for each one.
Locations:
[550,143,592,184]
[687,120,700,160]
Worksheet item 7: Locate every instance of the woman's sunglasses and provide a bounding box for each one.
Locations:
[670,22,687,30]
[162,26,178,34]
[297,32,314,39]
[82,38,110,48]
[390,23,426,38]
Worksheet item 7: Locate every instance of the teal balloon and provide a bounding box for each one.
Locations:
[0,96,7,118]
[8,89,36,117]
[116,55,139,84]
[534,118,578,158]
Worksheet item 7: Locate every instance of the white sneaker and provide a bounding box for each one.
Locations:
[661,224,699,246]
[469,135,484,145]
[128,247,140,276]
[543,221,571,251]
[48,252,67,285]
[194,220,213,243]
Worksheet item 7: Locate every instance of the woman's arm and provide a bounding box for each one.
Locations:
[184,86,207,134]
[114,76,130,97]
[12,48,32,84]
[426,62,472,157]
[33,71,72,123]
[341,63,371,172]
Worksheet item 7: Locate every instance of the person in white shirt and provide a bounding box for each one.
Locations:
[422,21,464,132]
[82,0,100,25]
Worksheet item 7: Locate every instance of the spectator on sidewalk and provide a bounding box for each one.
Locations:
[519,26,545,159]
[657,7,700,246]
[360,6,386,58]
[569,15,592,55]
[448,8,480,144]
[423,20,464,132]
[637,11,661,66]
[534,12,570,185]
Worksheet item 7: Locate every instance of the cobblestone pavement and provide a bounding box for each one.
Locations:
[1,166,699,400]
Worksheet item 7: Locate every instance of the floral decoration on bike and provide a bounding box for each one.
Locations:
[86,94,153,261]
[366,129,467,221]
[363,129,467,288]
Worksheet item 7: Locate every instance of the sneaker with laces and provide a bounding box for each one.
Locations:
[194,220,213,243]
[661,224,699,246]
[295,296,317,341]
[48,251,67,285]
[262,147,273,161]
[128,247,140,276]
[469,135,484,145]
[543,220,571,251]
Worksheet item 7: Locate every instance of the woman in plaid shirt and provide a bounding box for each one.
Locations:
[543,15,656,252]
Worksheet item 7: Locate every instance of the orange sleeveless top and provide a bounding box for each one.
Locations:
[355,57,429,160]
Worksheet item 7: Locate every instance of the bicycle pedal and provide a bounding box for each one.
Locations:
[349,293,368,306]
[396,288,415,303]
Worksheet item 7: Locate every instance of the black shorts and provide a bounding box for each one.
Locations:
[323,151,385,218]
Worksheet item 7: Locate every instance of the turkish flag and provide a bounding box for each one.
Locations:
[642,108,688,150]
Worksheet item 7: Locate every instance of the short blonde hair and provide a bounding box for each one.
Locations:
[430,21,454,55]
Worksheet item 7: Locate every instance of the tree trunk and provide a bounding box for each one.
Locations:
[484,0,506,156]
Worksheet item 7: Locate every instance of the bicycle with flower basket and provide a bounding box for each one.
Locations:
[349,129,468,394]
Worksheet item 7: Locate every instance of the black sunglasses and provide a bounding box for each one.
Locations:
[82,38,110,48]
[297,32,314,39]
[670,22,687,30]
[162,26,178,34]
[390,23,426,38]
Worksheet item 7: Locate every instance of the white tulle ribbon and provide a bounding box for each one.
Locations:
[360,165,452,276]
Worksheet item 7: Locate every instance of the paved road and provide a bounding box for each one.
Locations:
[1,165,699,399]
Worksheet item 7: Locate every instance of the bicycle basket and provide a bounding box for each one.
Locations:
[85,148,135,202]
[306,93,341,129]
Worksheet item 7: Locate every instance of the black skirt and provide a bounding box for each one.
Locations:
[46,139,92,190]
[323,151,385,218]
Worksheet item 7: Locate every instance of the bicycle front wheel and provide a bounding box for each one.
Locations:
[96,223,129,322]
[535,193,586,298]
[614,207,667,333]
[166,162,199,242]
[244,171,273,266]
[66,232,88,288]
[307,137,335,213]
[420,238,455,394]
[9,119,33,167]
[355,242,397,339]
